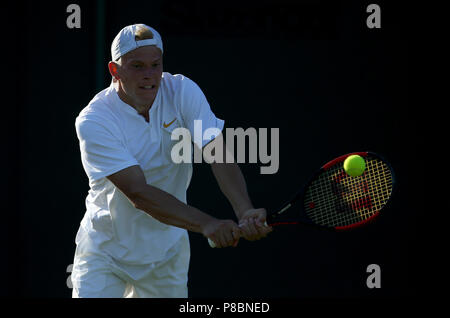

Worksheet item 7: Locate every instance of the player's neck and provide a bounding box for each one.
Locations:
[115,84,152,121]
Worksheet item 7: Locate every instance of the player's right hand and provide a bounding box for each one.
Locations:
[202,219,241,248]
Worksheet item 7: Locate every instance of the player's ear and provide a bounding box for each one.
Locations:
[108,61,120,80]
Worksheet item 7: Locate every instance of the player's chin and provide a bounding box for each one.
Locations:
[135,89,157,101]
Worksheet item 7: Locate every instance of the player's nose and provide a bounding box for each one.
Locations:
[143,67,157,79]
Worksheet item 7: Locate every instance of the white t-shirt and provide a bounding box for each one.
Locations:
[75,72,224,265]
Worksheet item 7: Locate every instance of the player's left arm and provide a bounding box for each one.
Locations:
[203,133,272,241]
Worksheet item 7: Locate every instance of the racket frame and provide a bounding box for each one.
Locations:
[266,151,396,231]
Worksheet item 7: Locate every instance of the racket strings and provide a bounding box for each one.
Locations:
[324,160,390,225]
[303,156,393,228]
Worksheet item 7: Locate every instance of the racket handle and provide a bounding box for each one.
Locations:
[208,238,216,248]
[208,221,268,248]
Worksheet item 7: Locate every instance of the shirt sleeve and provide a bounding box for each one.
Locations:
[177,76,225,148]
[75,116,139,182]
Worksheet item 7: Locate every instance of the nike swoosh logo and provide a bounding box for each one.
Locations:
[163,118,176,128]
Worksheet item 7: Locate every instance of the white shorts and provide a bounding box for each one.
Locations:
[71,232,190,298]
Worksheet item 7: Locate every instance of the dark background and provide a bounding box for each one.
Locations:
[3,0,419,300]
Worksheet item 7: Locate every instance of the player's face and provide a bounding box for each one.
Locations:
[115,46,163,110]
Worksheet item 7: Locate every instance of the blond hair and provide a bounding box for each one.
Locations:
[135,26,154,41]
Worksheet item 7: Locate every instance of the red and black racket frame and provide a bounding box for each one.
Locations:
[266,151,396,232]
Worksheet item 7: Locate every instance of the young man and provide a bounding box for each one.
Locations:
[71,24,271,298]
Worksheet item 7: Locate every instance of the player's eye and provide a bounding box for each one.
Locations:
[152,63,159,68]
[133,64,142,68]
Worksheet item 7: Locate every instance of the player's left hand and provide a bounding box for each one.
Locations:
[238,208,272,241]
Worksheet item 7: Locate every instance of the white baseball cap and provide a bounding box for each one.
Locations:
[111,24,163,61]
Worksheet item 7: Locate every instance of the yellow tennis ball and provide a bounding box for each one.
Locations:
[343,154,366,177]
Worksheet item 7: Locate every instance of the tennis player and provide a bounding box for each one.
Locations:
[71,24,272,298]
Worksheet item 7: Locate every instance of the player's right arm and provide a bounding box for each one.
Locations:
[107,165,241,248]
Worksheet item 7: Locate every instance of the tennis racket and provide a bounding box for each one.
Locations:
[208,151,395,247]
